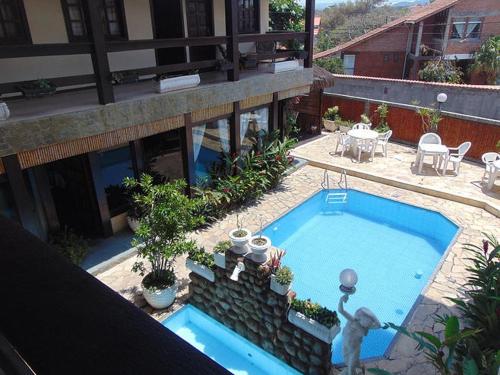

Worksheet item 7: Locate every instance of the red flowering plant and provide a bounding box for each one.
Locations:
[270,249,286,274]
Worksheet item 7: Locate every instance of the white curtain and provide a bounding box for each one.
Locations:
[465,21,480,38]
[452,22,466,38]
[192,124,206,162]
[216,119,230,153]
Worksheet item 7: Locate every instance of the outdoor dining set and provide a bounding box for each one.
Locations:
[333,126,499,191]
[334,123,392,162]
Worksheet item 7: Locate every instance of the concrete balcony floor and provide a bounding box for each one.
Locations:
[3,70,269,124]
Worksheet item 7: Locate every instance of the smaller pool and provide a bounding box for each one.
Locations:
[163,305,300,375]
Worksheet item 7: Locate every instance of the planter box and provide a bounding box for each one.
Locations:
[288,309,340,344]
[186,258,215,282]
[259,60,302,74]
[213,252,226,269]
[155,74,200,93]
[270,274,291,295]
[322,119,337,132]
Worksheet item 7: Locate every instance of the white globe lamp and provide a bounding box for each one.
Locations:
[339,268,358,295]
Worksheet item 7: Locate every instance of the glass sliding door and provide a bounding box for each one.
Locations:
[143,129,184,182]
[98,146,134,216]
[240,107,269,154]
[192,118,230,184]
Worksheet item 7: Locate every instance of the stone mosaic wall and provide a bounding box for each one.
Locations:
[188,249,333,375]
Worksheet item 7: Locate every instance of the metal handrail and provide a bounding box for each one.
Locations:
[338,169,348,190]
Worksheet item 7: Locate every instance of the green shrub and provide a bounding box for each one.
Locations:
[49,227,88,265]
[418,60,463,84]
[323,106,340,121]
[275,266,293,285]
[291,298,339,328]
[214,240,232,254]
[375,103,390,133]
[188,246,215,270]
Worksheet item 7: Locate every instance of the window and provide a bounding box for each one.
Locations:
[343,54,355,75]
[238,0,259,34]
[0,0,31,45]
[0,175,18,221]
[192,119,230,184]
[451,17,481,40]
[240,107,269,154]
[98,146,134,216]
[383,54,390,63]
[61,0,127,42]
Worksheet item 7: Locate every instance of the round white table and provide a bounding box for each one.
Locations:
[417,144,449,175]
[347,129,379,160]
[487,159,500,190]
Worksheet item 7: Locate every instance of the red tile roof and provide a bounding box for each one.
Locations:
[314,0,461,59]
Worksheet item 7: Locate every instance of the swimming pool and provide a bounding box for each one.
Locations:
[163,305,300,375]
[262,189,459,363]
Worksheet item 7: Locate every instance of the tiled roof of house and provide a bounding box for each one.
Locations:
[313,0,461,59]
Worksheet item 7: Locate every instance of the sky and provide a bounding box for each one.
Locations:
[297,0,421,7]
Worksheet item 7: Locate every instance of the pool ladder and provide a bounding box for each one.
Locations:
[322,170,348,204]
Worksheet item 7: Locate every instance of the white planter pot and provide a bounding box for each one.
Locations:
[0,102,10,121]
[155,74,200,93]
[213,252,226,269]
[259,60,302,74]
[248,235,271,263]
[142,282,178,309]
[186,258,215,282]
[323,119,337,132]
[287,309,340,344]
[229,228,251,254]
[270,274,291,295]
[127,216,139,232]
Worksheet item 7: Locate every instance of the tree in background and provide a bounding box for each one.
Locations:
[471,36,500,85]
[418,60,463,84]
[314,56,344,73]
[269,0,304,32]
[315,0,408,52]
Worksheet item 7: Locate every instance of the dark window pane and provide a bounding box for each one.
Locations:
[0,0,30,44]
[240,107,269,154]
[238,0,258,34]
[98,146,134,216]
[0,178,18,221]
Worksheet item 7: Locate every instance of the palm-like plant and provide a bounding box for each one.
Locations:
[471,36,500,85]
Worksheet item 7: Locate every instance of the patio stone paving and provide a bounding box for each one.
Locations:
[292,133,500,217]
[96,156,499,374]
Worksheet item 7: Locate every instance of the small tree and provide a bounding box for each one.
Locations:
[314,57,344,74]
[375,103,389,132]
[269,0,304,32]
[471,36,500,85]
[416,105,443,134]
[418,60,463,84]
[124,175,204,290]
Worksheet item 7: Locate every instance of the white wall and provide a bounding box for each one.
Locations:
[0,0,156,84]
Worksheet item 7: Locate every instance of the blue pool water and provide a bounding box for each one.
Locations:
[262,189,458,363]
[163,305,300,375]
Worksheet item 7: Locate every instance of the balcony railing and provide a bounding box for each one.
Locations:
[0,0,316,106]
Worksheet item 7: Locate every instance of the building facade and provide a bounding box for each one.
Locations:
[313,0,500,82]
[0,0,316,240]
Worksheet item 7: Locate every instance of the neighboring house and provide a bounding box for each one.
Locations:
[314,16,321,36]
[0,0,315,240]
[313,0,500,82]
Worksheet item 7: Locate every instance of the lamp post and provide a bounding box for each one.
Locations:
[436,92,447,113]
[339,268,358,295]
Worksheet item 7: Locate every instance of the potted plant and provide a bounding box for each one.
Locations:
[18,79,56,98]
[288,298,341,344]
[338,119,354,133]
[374,104,390,133]
[0,100,9,121]
[228,214,251,254]
[248,217,271,263]
[360,113,372,127]
[270,266,293,295]
[155,72,201,94]
[213,240,231,269]
[125,175,204,310]
[322,106,340,132]
[48,226,89,266]
[186,245,215,282]
[111,71,139,85]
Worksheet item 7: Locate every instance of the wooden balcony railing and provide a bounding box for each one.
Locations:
[0,0,316,105]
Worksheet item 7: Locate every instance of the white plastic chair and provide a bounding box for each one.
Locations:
[416,133,442,172]
[376,130,392,157]
[481,152,500,180]
[441,142,471,176]
[335,134,352,157]
[357,138,377,162]
[352,123,370,130]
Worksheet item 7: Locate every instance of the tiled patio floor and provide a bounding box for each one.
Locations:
[292,133,500,217]
[96,160,499,374]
